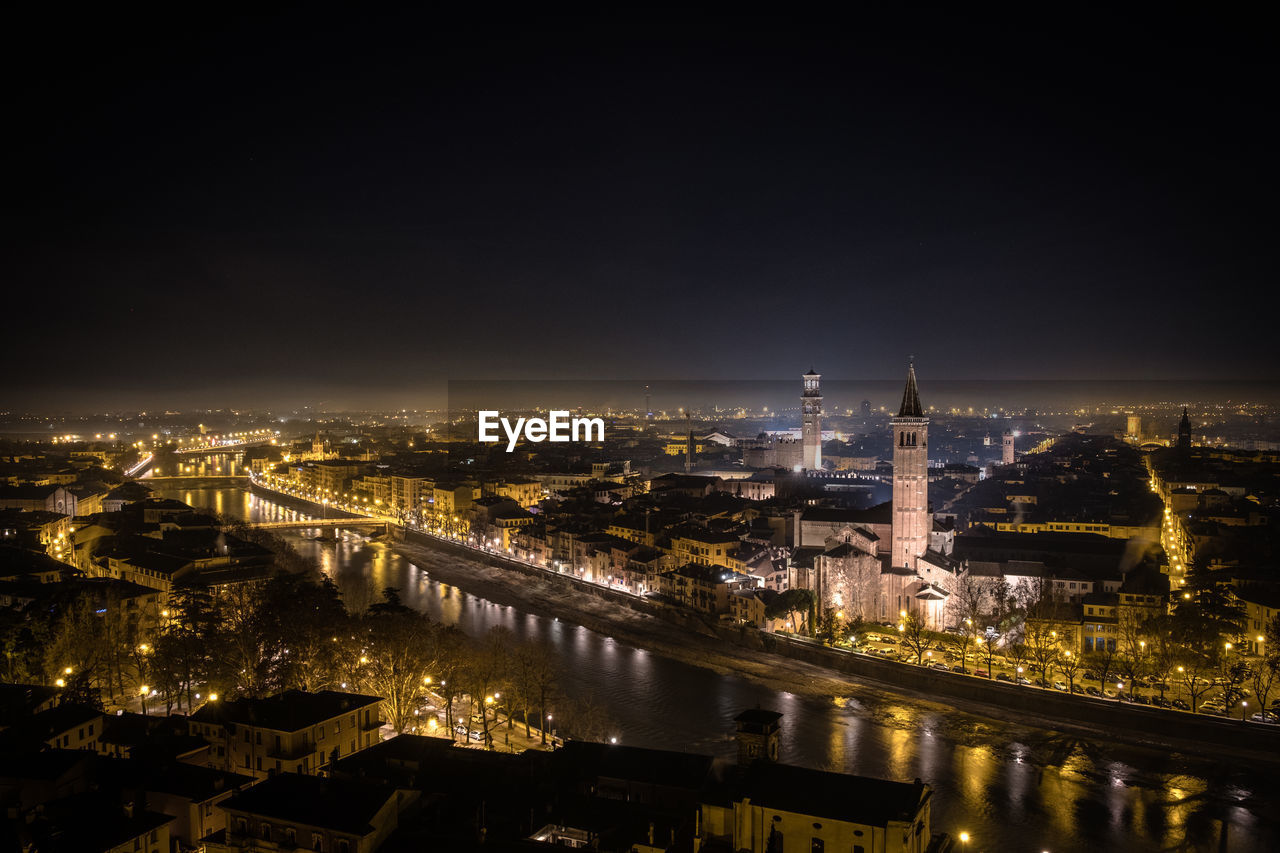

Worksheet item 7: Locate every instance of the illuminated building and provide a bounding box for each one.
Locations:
[890,362,929,572]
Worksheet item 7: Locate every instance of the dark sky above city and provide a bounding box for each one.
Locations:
[5,8,1276,411]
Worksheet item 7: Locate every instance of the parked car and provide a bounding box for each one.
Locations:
[996,673,1014,683]
[976,669,990,678]
[1250,711,1278,724]
[1086,686,1102,697]
[1150,695,1171,708]
[1172,699,1190,711]
[930,662,950,671]
[1016,676,1032,686]
[880,637,897,645]
[1071,684,1086,695]
[1053,681,1068,692]
[1084,670,1100,681]
[1131,694,1151,705]
[951,665,969,674]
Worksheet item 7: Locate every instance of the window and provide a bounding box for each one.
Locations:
[811,839,825,852]
[339,841,351,853]
[313,833,325,851]
[262,824,271,841]
[319,725,325,739]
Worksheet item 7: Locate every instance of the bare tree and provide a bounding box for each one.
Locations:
[1024,618,1061,685]
[1251,656,1278,720]
[1058,648,1082,693]
[509,640,561,742]
[898,611,931,666]
[359,609,440,734]
[1175,653,1216,713]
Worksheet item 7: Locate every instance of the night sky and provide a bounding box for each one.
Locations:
[5,8,1276,410]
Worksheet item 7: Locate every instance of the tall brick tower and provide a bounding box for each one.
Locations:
[801,369,822,471]
[891,361,929,571]
[1002,430,1015,465]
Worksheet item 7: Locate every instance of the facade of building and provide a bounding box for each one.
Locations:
[189,690,384,780]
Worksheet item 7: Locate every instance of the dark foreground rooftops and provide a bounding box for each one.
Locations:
[219,773,399,835]
[717,761,931,826]
[189,689,381,733]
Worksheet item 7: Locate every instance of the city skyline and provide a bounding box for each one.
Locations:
[3,8,1279,851]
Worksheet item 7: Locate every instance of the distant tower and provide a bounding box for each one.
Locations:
[1177,408,1192,450]
[860,399,872,419]
[684,409,694,473]
[891,361,930,571]
[801,369,822,471]
[645,385,652,421]
[1002,430,1015,465]
[1126,413,1142,443]
[734,708,782,764]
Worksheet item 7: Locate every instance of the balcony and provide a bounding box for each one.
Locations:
[267,739,316,760]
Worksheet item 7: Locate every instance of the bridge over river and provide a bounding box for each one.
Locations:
[247,517,395,530]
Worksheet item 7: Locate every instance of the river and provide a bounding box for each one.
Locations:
[150,475,1280,852]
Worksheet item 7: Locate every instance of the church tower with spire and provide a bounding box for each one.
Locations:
[891,361,930,571]
[1177,407,1192,451]
[801,369,822,471]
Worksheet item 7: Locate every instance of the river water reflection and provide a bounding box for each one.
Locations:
[153,482,1280,852]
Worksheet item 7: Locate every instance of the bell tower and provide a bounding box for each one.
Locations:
[1177,407,1192,450]
[891,361,929,571]
[801,369,822,471]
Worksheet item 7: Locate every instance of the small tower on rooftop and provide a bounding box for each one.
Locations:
[734,708,782,764]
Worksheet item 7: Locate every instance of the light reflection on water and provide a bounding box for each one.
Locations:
[157,484,1280,852]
